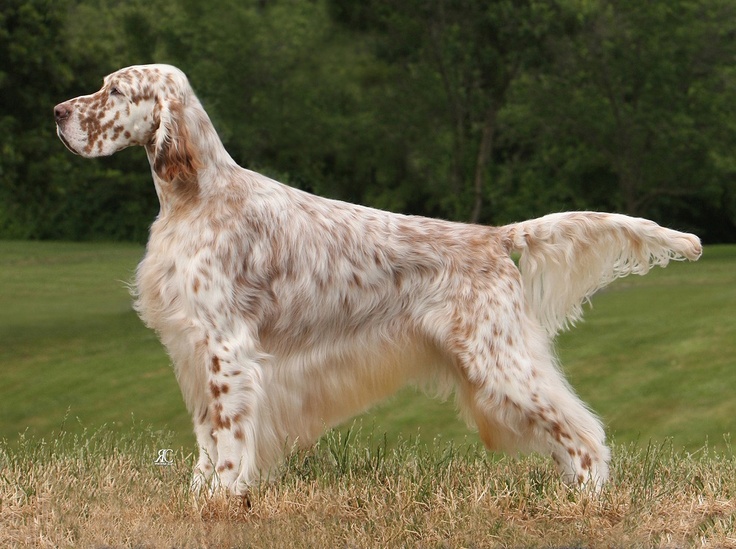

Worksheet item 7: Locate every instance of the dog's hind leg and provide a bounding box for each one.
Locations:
[450,288,610,489]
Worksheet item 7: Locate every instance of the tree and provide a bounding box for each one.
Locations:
[1,0,734,241]
[154,0,383,202]
[329,0,575,223]
[0,0,164,240]
[0,0,73,237]
[500,0,736,238]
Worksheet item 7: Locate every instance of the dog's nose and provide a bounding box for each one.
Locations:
[54,103,71,122]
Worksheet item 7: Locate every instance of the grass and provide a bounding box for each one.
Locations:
[1,425,735,548]
[555,244,736,449]
[0,240,735,547]
[0,241,191,444]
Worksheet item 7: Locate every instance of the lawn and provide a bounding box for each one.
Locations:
[0,241,734,453]
[2,426,735,548]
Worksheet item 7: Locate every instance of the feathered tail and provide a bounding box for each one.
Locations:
[500,212,702,336]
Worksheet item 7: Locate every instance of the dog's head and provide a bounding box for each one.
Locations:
[54,64,199,183]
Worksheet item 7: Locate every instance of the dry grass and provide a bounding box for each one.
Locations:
[1,427,735,548]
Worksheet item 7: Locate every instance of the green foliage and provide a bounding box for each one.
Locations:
[0,0,71,238]
[1,0,735,241]
[0,0,159,241]
[498,0,736,239]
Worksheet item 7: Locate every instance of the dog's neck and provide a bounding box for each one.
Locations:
[146,98,238,216]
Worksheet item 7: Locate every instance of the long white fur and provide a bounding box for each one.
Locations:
[55,64,702,496]
[507,212,702,335]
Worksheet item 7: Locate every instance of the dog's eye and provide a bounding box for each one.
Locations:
[109,87,123,97]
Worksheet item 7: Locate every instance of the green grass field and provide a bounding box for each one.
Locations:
[0,240,734,453]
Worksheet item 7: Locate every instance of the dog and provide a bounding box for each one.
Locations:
[55,64,702,495]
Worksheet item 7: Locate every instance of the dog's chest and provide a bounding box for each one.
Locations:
[135,215,245,331]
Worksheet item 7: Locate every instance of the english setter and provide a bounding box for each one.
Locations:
[54,64,701,495]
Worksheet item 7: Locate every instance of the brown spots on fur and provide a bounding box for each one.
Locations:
[152,99,202,193]
[350,272,363,289]
[580,452,592,471]
[172,171,201,206]
[502,395,522,414]
[211,356,221,373]
[550,420,564,441]
[210,403,248,432]
[131,86,154,106]
[234,427,245,441]
[213,408,231,430]
[340,293,351,313]
[209,381,230,398]
[216,460,234,473]
[391,267,404,290]
[449,317,473,347]
[194,338,208,364]
[373,251,382,267]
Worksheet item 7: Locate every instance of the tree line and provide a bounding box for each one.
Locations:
[1,0,735,242]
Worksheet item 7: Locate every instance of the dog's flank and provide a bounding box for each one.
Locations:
[55,64,701,495]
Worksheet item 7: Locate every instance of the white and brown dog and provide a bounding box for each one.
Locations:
[55,64,701,495]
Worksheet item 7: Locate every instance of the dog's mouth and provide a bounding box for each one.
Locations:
[56,126,80,156]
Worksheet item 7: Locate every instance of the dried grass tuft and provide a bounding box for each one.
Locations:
[1,428,734,548]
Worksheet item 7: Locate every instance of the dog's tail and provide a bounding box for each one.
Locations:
[500,212,702,336]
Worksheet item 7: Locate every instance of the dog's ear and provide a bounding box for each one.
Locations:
[152,98,200,184]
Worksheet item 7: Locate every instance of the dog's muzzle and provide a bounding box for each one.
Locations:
[54,102,79,155]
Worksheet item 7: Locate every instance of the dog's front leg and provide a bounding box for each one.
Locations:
[205,332,266,496]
